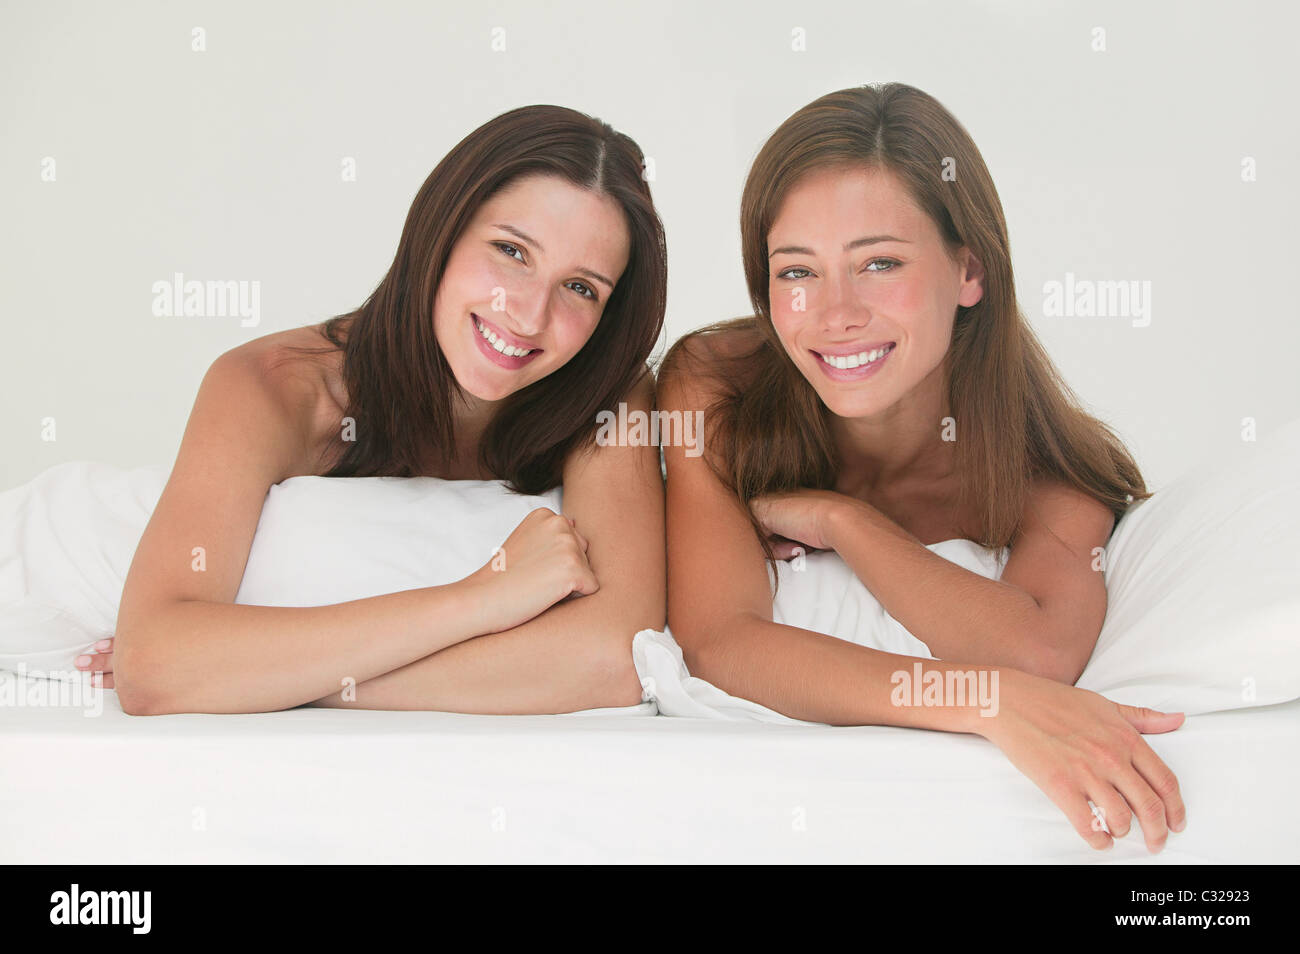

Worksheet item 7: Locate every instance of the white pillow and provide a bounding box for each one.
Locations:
[234,476,562,606]
[1075,416,1300,713]
[0,463,565,673]
[638,417,1300,721]
[0,461,164,677]
[5,416,1298,719]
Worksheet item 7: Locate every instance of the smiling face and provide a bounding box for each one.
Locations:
[433,173,631,404]
[766,164,985,421]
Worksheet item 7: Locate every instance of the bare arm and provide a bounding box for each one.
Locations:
[308,369,665,713]
[750,483,1113,683]
[658,336,1185,852]
[113,349,539,715]
[655,344,986,725]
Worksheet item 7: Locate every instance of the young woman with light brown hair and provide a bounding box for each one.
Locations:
[659,83,1186,853]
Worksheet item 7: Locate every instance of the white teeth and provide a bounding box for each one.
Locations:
[474,315,534,357]
[817,343,893,370]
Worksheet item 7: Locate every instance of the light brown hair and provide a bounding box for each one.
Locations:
[662,83,1148,573]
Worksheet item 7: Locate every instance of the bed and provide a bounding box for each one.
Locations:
[2,668,1295,863]
[2,419,1299,864]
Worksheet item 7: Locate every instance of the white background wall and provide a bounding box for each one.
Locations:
[3,0,1297,492]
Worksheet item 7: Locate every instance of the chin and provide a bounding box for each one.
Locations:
[447,356,520,403]
[462,376,522,403]
[810,383,891,420]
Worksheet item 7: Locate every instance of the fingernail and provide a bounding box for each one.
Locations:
[95,639,112,651]
[74,654,92,668]
[1172,819,1186,832]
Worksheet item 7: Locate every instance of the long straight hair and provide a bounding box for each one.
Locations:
[280,104,667,493]
[663,83,1148,572]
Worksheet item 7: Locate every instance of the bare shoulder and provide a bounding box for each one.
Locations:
[658,318,765,407]
[661,318,764,371]
[212,324,346,474]
[1018,478,1117,552]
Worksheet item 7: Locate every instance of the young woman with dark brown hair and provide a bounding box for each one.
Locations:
[93,105,668,715]
[658,83,1187,853]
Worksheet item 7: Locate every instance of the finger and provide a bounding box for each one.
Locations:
[74,652,114,673]
[575,567,600,597]
[770,539,810,560]
[1043,782,1113,851]
[571,526,589,553]
[1132,737,1187,834]
[1086,782,1134,841]
[1116,704,1185,735]
[770,540,799,560]
[1113,767,1169,853]
[1040,779,1112,857]
[91,672,115,690]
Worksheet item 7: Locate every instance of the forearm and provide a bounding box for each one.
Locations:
[825,499,1049,672]
[308,587,656,713]
[690,612,998,730]
[115,581,488,715]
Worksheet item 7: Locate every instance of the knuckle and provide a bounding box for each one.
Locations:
[1151,771,1180,799]
[1137,791,1166,820]
[1043,770,1074,797]
[1090,746,1124,774]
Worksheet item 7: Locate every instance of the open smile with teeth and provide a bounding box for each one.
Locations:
[473,314,537,357]
[814,342,895,370]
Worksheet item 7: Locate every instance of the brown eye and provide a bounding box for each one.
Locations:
[493,242,524,262]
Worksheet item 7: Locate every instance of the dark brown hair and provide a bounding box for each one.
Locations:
[662,83,1148,574]
[281,104,667,493]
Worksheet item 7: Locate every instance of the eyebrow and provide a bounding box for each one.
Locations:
[492,222,616,291]
[768,234,911,258]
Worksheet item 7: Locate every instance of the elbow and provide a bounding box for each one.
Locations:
[591,630,647,709]
[666,608,738,684]
[589,600,664,709]
[114,674,160,717]
[594,584,667,709]
[111,635,171,716]
[1024,637,1092,686]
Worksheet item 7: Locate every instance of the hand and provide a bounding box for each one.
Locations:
[73,637,115,689]
[749,489,847,558]
[464,507,599,634]
[978,668,1187,853]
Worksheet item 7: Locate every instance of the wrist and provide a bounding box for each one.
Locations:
[450,568,500,638]
[820,493,867,552]
[967,665,1021,739]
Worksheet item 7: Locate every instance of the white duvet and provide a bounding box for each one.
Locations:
[2,417,1299,720]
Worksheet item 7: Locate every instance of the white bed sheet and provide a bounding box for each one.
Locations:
[2,670,1295,864]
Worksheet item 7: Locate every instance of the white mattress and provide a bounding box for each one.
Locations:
[2,670,1295,864]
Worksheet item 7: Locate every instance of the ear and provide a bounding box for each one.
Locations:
[958,247,986,309]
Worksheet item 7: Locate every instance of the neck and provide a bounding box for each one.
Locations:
[830,360,953,493]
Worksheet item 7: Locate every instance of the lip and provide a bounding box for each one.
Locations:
[470,313,543,370]
[810,342,896,381]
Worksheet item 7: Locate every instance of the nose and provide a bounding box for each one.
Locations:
[818,270,870,333]
[504,278,550,339]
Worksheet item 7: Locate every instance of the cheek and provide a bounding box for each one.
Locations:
[441,252,513,314]
[551,304,601,354]
[768,286,805,343]
[874,277,950,343]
